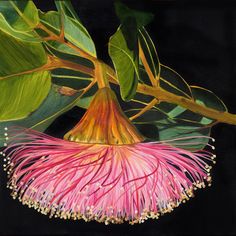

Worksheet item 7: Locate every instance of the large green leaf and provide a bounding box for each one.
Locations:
[0,71,51,121]
[39,10,96,57]
[0,0,39,31]
[0,28,50,121]
[0,29,47,77]
[108,24,139,101]
[0,84,83,146]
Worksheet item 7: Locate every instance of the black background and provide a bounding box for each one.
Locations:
[1,0,236,235]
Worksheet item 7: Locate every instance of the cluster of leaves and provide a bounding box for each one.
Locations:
[0,1,227,150]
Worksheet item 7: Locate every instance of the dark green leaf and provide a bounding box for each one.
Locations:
[52,69,92,89]
[44,42,94,70]
[125,101,212,150]
[160,65,192,98]
[191,86,227,112]
[115,1,153,28]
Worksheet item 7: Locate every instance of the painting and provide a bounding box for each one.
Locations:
[0,0,235,235]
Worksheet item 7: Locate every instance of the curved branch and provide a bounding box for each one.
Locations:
[16,22,236,126]
[136,84,236,125]
[106,72,236,125]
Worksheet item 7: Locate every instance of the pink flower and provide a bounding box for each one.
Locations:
[2,88,215,224]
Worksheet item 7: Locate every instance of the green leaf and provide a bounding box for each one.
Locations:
[138,27,160,79]
[110,2,154,100]
[39,10,96,57]
[54,0,80,21]
[0,29,47,77]
[0,0,39,31]
[191,86,227,112]
[0,84,83,146]
[109,24,139,101]
[115,1,154,28]
[0,71,51,121]
[0,14,40,42]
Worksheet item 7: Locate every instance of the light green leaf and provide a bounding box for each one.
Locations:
[0,0,39,31]
[54,0,80,21]
[0,14,40,42]
[109,24,139,101]
[0,29,47,77]
[39,10,96,57]
[0,71,51,121]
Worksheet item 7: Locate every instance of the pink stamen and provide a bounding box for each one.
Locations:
[3,128,214,224]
